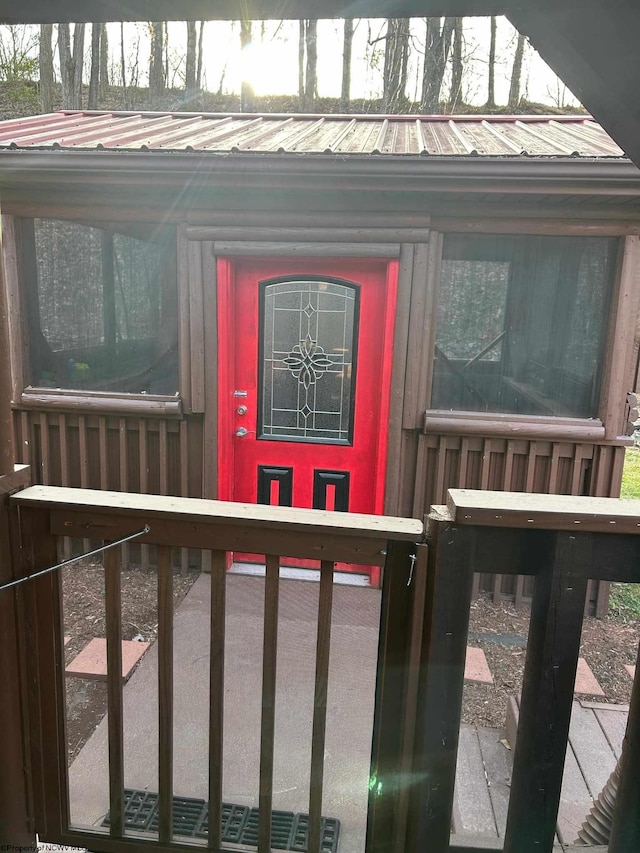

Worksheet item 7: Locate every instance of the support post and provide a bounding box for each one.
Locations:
[366,539,417,853]
[503,531,590,853]
[407,519,475,853]
[0,214,35,846]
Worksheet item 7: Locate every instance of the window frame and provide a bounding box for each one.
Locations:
[419,228,640,443]
[6,213,183,415]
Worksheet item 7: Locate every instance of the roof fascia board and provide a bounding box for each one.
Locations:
[0,150,638,197]
[0,1,507,24]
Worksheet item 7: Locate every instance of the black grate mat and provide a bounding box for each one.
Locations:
[102,789,340,852]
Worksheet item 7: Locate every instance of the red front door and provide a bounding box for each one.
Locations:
[217,257,398,585]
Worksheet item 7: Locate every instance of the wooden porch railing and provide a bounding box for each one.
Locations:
[7,485,640,853]
[409,489,640,853]
[9,485,423,853]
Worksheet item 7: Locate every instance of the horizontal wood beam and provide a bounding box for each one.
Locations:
[11,485,422,540]
[423,413,607,442]
[213,241,401,257]
[18,391,182,417]
[187,225,430,242]
[0,1,508,24]
[447,488,640,534]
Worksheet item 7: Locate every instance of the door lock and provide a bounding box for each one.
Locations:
[235,427,248,437]
[236,405,247,415]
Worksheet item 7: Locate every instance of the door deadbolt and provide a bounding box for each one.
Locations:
[236,405,247,415]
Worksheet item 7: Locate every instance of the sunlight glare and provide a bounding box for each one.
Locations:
[239,41,296,97]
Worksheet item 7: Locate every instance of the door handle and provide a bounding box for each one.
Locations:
[235,427,248,437]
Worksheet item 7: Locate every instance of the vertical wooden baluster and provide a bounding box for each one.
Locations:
[118,419,129,572]
[549,442,561,494]
[259,554,279,853]
[105,546,124,837]
[20,411,30,465]
[58,413,72,560]
[39,412,50,484]
[179,420,189,576]
[458,437,469,488]
[157,545,173,842]
[411,434,428,519]
[434,436,447,503]
[308,560,335,853]
[525,441,537,492]
[78,415,90,553]
[139,419,149,570]
[503,439,515,492]
[159,421,168,496]
[208,550,226,849]
[99,418,108,491]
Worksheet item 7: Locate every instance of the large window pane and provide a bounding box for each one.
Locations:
[431,234,616,418]
[27,218,178,395]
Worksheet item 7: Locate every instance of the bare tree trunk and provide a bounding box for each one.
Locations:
[72,24,85,105]
[99,23,109,101]
[486,16,497,109]
[383,18,410,113]
[196,21,204,90]
[185,20,197,99]
[88,23,100,109]
[508,31,526,109]
[148,21,165,104]
[39,23,54,113]
[164,23,169,88]
[58,23,84,109]
[240,20,254,112]
[298,19,305,108]
[120,22,128,109]
[304,19,317,110]
[421,17,455,114]
[58,23,72,106]
[341,18,353,112]
[449,17,463,108]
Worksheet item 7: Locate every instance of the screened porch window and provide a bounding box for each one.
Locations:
[430,234,617,418]
[25,218,178,395]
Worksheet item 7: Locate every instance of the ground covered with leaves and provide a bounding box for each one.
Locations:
[463,596,638,729]
[63,560,197,762]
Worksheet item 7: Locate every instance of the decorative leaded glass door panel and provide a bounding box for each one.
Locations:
[217,257,398,585]
[260,278,358,443]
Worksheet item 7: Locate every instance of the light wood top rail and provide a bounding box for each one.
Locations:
[446,488,640,534]
[11,486,423,541]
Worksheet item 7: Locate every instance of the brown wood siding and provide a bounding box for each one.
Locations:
[408,432,626,609]
[13,410,201,496]
[12,408,204,566]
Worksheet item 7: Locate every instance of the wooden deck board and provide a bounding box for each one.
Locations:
[556,742,593,846]
[568,702,616,798]
[453,701,624,848]
[454,726,498,837]
[593,706,627,759]
[476,727,511,837]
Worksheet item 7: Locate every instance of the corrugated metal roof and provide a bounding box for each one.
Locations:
[0,111,626,158]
